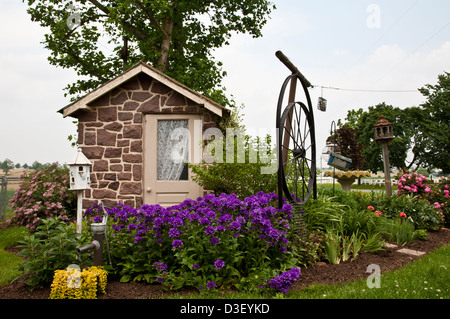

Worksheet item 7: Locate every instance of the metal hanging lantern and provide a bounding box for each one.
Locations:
[317,87,327,112]
[275,51,317,207]
[317,97,327,112]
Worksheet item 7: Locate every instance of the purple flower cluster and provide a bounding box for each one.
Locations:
[88,192,293,252]
[85,191,296,287]
[263,267,301,295]
[214,259,225,270]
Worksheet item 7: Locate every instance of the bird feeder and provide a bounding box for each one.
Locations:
[328,152,352,170]
[373,115,394,143]
[69,148,92,190]
[68,148,92,233]
[324,122,352,171]
[373,115,394,196]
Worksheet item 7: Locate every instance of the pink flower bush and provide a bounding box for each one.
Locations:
[7,163,77,230]
[398,173,449,228]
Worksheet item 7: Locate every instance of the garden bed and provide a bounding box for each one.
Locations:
[1,227,449,299]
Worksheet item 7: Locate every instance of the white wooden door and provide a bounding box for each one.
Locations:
[144,114,203,207]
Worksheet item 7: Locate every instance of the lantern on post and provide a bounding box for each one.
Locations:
[68,148,92,233]
[373,115,394,196]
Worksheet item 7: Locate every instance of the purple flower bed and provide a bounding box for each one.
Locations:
[85,192,302,293]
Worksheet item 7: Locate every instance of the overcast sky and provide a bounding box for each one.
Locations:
[1,0,449,167]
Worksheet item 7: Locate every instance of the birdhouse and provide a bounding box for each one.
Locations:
[68,148,92,190]
[328,152,352,170]
[373,115,394,143]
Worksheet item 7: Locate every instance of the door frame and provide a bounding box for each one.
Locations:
[143,113,203,206]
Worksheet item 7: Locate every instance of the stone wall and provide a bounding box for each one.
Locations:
[77,73,222,209]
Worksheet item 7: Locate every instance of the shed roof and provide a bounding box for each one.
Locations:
[58,61,228,118]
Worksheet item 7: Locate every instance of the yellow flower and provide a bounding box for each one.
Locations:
[49,266,108,299]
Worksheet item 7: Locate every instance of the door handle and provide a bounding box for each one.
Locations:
[146,187,152,192]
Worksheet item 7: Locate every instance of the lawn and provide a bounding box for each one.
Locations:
[0,226,27,287]
[163,243,450,299]
[290,244,449,299]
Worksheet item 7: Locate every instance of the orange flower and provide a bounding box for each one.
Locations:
[367,206,375,211]
[374,210,383,217]
[400,212,407,218]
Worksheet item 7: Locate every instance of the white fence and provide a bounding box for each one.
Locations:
[316,177,397,186]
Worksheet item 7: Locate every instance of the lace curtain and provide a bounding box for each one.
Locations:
[157,120,189,180]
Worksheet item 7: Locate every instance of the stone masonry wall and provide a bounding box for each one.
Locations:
[77,73,222,209]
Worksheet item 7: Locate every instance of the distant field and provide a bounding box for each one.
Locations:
[1,169,31,190]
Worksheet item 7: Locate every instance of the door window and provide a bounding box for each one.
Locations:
[157,119,189,180]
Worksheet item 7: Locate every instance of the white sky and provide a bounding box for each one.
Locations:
[1,0,449,167]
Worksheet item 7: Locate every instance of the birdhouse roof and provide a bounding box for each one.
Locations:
[69,148,92,166]
[58,61,228,118]
[373,115,393,127]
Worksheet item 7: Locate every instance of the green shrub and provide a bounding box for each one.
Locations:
[16,217,91,288]
[190,135,277,199]
[361,192,443,231]
[398,173,448,228]
[7,164,77,230]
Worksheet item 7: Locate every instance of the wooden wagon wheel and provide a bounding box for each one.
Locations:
[276,51,317,206]
[278,101,316,204]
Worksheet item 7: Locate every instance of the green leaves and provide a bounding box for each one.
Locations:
[341,71,450,173]
[25,0,275,106]
[16,217,91,289]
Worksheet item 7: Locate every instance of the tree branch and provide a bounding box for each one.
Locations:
[87,0,148,42]
[131,0,167,37]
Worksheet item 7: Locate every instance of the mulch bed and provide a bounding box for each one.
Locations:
[1,228,449,299]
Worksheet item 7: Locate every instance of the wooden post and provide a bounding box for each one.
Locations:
[76,190,83,233]
[381,142,392,197]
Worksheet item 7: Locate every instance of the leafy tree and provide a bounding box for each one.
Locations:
[341,72,450,174]
[1,159,14,175]
[327,125,365,170]
[30,161,44,170]
[417,71,450,173]
[342,103,409,173]
[25,0,275,105]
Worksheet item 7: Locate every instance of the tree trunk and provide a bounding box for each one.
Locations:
[157,18,174,72]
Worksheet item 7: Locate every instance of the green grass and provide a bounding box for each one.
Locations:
[0,226,27,287]
[2,189,16,221]
[165,244,450,299]
[289,244,450,299]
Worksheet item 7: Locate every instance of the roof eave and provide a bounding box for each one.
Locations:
[59,62,225,118]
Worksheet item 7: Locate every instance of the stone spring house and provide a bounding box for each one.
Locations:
[59,62,229,209]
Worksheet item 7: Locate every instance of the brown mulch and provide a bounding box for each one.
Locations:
[1,228,449,299]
